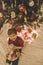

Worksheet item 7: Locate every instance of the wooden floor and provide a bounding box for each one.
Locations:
[19,23,43,65]
[0,23,43,65]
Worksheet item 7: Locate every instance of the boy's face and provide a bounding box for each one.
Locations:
[9,33,17,41]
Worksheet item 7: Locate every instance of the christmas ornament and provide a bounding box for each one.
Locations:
[19,4,25,12]
[29,1,34,7]
[16,27,21,32]
[31,13,35,19]
[11,11,16,18]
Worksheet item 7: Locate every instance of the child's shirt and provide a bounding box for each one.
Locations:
[8,36,24,47]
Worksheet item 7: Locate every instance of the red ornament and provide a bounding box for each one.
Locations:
[31,13,35,19]
[9,19,13,24]
[19,5,25,12]
[0,8,2,12]
[17,27,21,32]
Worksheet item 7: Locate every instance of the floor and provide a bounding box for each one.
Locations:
[0,23,43,65]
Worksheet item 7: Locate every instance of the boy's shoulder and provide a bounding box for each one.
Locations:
[17,36,23,41]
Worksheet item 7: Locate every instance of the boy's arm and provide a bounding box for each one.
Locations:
[8,44,22,50]
[12,46,22,50]
[8,44,14,50]
[7,38,14,50]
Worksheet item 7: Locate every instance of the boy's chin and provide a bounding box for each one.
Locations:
[12,38,16,41]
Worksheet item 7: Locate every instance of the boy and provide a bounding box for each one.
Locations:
[6,28,24,65]
[7,28,24,50]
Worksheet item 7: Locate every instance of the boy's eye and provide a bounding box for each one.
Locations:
[12,35,15,37]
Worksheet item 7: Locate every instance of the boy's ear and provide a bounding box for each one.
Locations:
[7,37,9,41]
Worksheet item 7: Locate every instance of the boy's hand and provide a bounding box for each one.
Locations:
[8,44,22,51]
[12,46,22,50]
[12,46,17,50]
[8,44,14,50]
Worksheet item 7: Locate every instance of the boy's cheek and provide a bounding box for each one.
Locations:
[9,37,13,40]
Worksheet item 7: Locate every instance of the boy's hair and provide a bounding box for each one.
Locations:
[8,28,17,35]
